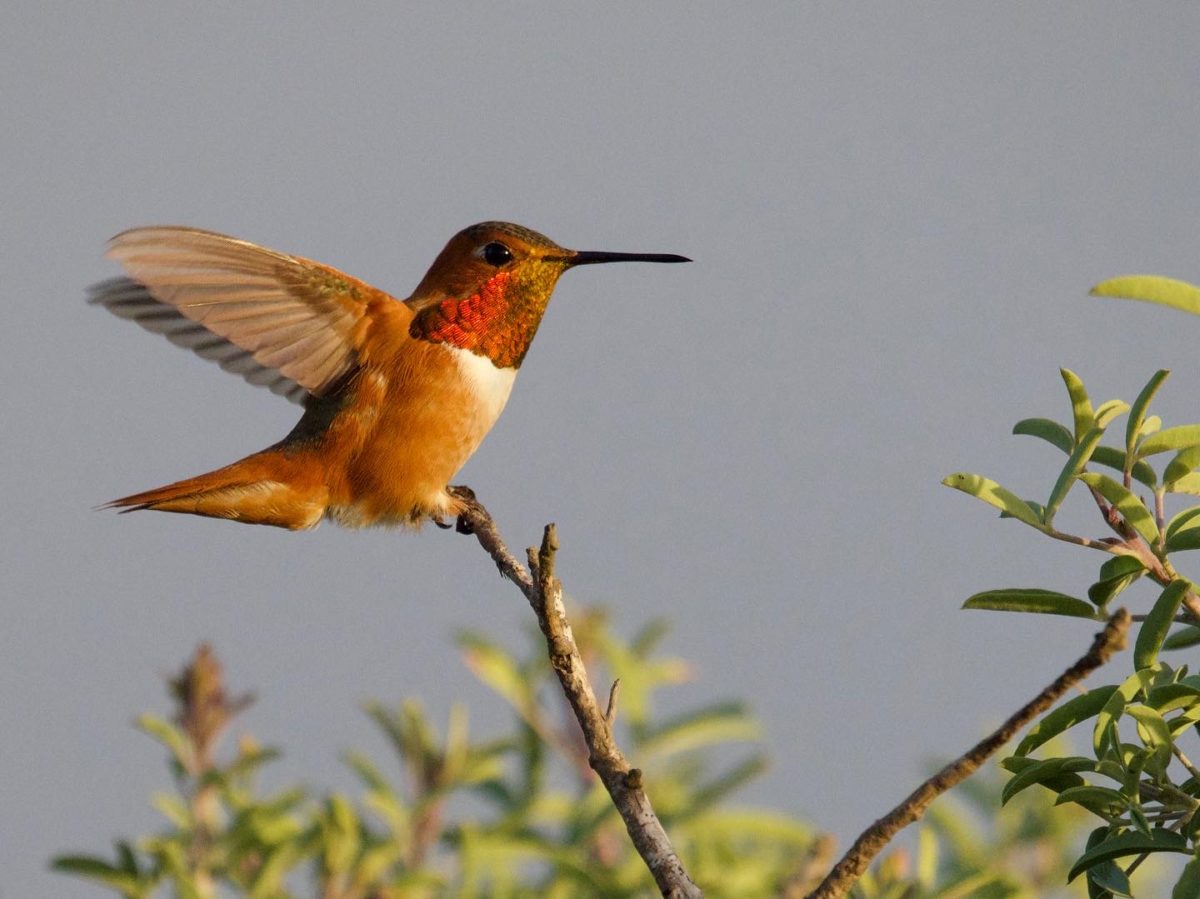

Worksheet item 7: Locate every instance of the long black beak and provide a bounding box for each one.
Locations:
[567,249,691,266]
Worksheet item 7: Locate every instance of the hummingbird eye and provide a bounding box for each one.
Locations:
[481,241,513,267]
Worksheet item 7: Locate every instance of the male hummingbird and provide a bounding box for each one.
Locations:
[91,222,689,530]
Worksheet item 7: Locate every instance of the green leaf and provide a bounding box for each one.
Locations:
[1091,446,1158,488]
[1095,670,1152,756]
[51,855,142,893]
[962,588,1098,619]
[638,701,761,760]
[1067,827,1190,881]
[1164,626,1200,651]
[1087,860,1133,897]
[1135,579,1191,669]
[1001,755,1095,804]
[1013,417,1073,453]
[1173,856,1200,899]
[1127,705,1172,754]
[457,632,532,718]
[1077,472,1159,544]
[1088,555,1145,608]
[1170,473,1200,497]
[135,714,190,769]
[1054,784,1128,817]
[1140,425,1200,457]
[1126,370,1170,461]
[1062,368,1095,441]
[1167,506,1200,544]
[942,473,1045,529]
[1015,685,1119,756]
[1095,400,1130,427]
[1091,274,1200,316]
[1165,445,1200,487]
[1045,425,1107,525]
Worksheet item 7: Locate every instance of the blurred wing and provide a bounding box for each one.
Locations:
[93,227,393,400]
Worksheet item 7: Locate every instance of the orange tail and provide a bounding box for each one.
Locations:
[104,448,330,530]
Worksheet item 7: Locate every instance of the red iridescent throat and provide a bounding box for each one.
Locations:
[412,271,541,369]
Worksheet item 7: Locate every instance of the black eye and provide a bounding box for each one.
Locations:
[482,241,513,267]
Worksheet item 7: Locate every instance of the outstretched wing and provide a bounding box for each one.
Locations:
[92,227,396,402]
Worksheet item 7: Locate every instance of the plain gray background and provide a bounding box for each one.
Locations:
[4,5,1200,896]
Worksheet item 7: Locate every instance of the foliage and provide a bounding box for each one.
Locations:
[55,609,1110,898]
[944,271,1200,897]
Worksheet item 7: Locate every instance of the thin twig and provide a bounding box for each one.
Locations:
[806,609,1131,899]
[452,489,703,899]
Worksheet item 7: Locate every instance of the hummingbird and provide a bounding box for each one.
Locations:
[91,222,688,530]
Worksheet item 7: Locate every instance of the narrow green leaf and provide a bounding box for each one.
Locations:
[1095,670,1152,756]
[1078,472,1159,544]
[1067,828,1190,882]
[1013,417,1073,453]
[1015,685,1119,756]
[1164,626,1200,651]
[1087,860,1133,897]
[1045,425,1107,525]
[1164,445,1200,487]
[942,473,1045,529]
[1167,507,1200,542]
[51,856,141,893]
[1087,555,1145,608]
[1139,415,1163,439]
[1001,756,1095,804]
[962,588,1097,619]
[135,714,190,769]
[1054,784,1128,816]
[1062,368,1095,441]
[1095,400,1130,427]
[1091,446,1158,488]
[1091,274,1200,316]
[1140,425,1200,457]
[1126,370,1170,460]
[1127,705,1172,752]
[1169,473,1200,497]
[1135,579,1191,669]
[1146,681,1200,712]
[1174,856,1200,899]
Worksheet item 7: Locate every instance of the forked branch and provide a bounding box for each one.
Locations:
[806,609,1131,899]
[452,489,703,899]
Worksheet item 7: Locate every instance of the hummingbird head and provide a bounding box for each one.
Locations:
[408,222,688,369]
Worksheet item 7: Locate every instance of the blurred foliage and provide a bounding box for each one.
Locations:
[55,606,1123,898]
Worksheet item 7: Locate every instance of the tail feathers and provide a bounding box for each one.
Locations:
[104,453,328,530]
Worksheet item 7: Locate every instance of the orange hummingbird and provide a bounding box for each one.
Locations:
[92,222,689,530]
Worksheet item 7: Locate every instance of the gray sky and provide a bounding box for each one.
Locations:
[4,5,1200,896]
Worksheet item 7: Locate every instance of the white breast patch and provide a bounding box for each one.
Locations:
[447,344,518,430]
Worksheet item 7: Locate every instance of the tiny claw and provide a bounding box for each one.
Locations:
[432,515,452,530]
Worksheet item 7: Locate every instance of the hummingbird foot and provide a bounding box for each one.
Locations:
[431,515,453,530]
[447,484,479,534]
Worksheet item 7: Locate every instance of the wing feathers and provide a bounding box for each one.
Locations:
[96,227,396,399]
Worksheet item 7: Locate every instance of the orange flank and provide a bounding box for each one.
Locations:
[92,222,688,529]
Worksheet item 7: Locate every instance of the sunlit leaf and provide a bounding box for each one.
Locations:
[1062,368,1095,441]
[1140,425,1200,457]
[1054,784,1128,817]
[1126,370,1170,461]
[942,473,1045,529]
[1168,473,1200,497]
[1164,445,1200,487]
[1091,274,1200,316]
[1135,579,1191,670]
[1077,472,1159,544]
[962,588,1097,618]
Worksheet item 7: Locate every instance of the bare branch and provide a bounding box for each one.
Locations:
[451,489,703,899]
[806,609,1131,899]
